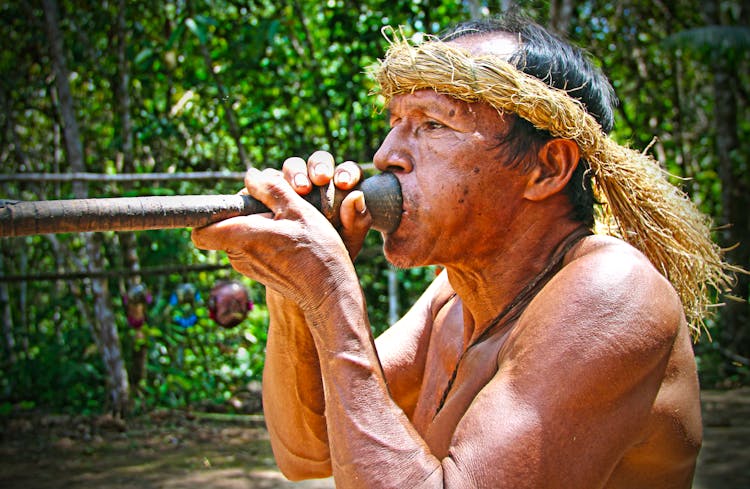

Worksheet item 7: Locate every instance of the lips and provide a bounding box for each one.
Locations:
[388,198,413,237]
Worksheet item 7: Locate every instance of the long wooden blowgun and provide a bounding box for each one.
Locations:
[0,173,402,238]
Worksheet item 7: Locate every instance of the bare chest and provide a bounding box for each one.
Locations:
[410,301,511,458]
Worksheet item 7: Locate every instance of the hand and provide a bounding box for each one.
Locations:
[282,150,372,258]
[191,166,357,312]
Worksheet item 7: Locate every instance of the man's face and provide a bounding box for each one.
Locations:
[373,89,530,269]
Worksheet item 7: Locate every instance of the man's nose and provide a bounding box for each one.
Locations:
[373,127,414,173]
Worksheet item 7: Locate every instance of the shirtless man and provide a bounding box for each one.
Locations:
[192,14,707,489]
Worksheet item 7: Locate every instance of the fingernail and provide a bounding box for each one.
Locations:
[313,164,328,177]
[337,170,351,185]
[355,195,367,214]
[293,174,309,188]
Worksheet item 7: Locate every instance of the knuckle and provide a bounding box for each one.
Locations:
[339,160,360,171]
[283,156,307,172]
[190,229,210,249]
[264,177,290,200]
[309,150,334,164]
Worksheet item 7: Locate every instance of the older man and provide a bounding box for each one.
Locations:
[193,13,731,489]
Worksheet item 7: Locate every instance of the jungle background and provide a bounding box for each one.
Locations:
[0,0,749,487]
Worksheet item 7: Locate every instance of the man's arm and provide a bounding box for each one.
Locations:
[438,242,686,487]
[262,289,331,480]
[303,241,685,488]
[304,284,444,486]
[263,270,451,479]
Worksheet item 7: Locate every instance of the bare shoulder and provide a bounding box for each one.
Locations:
[565,234,680,302]
[544,237,701,487]
[445,235,700,488]
[537,234,684,343]
[502,234,687,399]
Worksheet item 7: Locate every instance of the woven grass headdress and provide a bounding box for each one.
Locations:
[371,29,736,338]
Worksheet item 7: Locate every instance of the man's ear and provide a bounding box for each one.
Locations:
[523,139,580,201]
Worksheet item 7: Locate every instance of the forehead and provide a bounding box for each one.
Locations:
[388,89,465,113]
[387,89,505,131]
[384,32,520,117]
[445,31,519,59]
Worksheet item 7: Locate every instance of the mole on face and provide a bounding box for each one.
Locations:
[457,185,471,205]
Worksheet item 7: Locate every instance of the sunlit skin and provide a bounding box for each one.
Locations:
[192,33,702,489]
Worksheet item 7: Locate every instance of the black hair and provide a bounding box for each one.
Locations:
[439,11,617,227]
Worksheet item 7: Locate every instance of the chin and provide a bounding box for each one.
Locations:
[384,252,414,270]
[382,234,429,269]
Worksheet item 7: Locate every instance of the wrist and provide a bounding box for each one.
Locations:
[304,282,367,327]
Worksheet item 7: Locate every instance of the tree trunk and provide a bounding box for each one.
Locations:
[41,0,85,199]
[702,0,750,359]
[465,0,484,19]
[387,265,399,326]
[549,0,575,35]
[114,0,147,392]
[0,249,17,366]
[42,0,130,417]
[87,232,131,417]
[714,61,750,357]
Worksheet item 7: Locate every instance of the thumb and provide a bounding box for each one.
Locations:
[244,167,307,219]
[339,190,371,258]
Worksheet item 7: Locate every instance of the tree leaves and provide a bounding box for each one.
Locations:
[2,0,749,415]
[664,25,750,64]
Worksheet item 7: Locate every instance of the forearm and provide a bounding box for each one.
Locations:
[307,288,443,488]
[262,289,331,479]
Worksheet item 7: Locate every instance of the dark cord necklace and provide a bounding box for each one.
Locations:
[433,227,592,419]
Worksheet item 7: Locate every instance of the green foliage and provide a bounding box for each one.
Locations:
[0,260,269,414]
[132,284,269,412]
[695,338,750,388]
[1,0,749,417]
[664,25,750,65]
[0,0,471,414]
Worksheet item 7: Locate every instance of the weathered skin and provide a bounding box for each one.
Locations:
[191,34,702,489]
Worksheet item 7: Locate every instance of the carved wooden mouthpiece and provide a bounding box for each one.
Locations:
[0,172,402,238]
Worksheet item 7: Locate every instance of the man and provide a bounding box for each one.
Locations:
[192,13,732,488]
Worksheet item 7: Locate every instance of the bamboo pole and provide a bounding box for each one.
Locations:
[0,164,374,182]
[0,171,247,183]
[0,172,402,238]
[0,263,232,282]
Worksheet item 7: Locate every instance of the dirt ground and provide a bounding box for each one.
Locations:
[693,388,750,489]
[0,388,748,489]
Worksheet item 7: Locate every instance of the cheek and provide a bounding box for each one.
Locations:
[456,185,471,205]
[409,169,475,222]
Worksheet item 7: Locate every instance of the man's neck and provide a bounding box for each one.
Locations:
[445,219,587,346]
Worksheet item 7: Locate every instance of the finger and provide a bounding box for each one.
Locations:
[282,156,312,195]
[339,190,372,258]
[340,190,371,230]
[191,214,266,251]
[307,150,335,187]
[333,161,363,190]
[243,167,302,218]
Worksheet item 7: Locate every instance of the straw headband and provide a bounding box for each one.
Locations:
[370,29,737,338]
